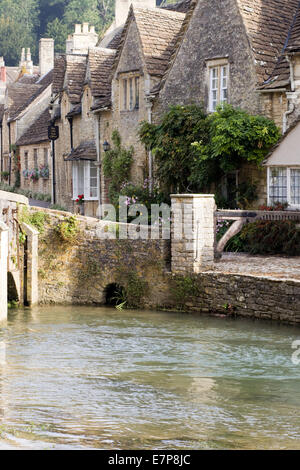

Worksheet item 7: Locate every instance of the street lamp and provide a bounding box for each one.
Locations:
[103,140,110,152]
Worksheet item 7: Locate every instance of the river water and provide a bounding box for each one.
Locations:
[0,305,299,450]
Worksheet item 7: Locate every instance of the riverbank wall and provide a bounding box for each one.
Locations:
[33,207,300,325]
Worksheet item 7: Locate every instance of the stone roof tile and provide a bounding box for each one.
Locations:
[237,0,300,88]
[7,70,53,121]
[16,108,51,146]
[64,140,97,161]
[88,47,116,98]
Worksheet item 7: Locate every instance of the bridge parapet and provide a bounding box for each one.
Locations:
[0,190,38,320]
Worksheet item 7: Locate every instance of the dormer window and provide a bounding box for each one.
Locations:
[120,73,140,111]
[207,59,229,112]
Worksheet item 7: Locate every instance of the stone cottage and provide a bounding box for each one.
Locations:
[0,39,54,191]
[50,23,117,215]
[15,108,52,196]
[51,0,300,214]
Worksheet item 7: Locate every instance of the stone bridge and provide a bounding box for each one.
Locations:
[0,190,38,321]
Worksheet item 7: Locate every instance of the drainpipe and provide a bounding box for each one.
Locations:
[286,55,295,92]
[146,98,153,192]
[67,116,73,150]
[8,122,11,186]
[283,55,296,133]
[0,122,3,179]
[95,112,102,218]
[283,98,295,134]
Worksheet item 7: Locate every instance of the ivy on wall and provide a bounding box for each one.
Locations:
[139,104,280,206]
[102,130,134,207]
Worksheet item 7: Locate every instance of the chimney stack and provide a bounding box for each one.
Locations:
[66,23,98,54]
[0,57,6,104]
[26,48,33,74]
[39,38,54,76]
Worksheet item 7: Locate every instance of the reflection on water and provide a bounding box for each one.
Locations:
[0,305,299,449]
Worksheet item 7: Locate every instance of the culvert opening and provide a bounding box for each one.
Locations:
[7,272,19,303]
[105,283,126,306]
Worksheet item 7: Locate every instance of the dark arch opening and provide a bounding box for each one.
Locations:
[104,283,126,306]
[7,272,19,302]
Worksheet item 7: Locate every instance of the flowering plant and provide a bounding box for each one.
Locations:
[22,169,30,179]
[29,168,40,181]
[75,194,84,205]
[40,165,49,179]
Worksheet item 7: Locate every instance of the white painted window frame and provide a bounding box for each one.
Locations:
[267,166,300,208]
[72,161,99,201]
[207,59,229,113]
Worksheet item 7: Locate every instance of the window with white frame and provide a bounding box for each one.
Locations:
[268,167,300,206]
[72,161,98,201]
[208,62,229,112]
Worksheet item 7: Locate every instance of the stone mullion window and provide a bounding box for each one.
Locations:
[135,77,139,109]
[120,74,140,111]
[34,149,38,168]
[24,151,28,170]
[44,148,48,166]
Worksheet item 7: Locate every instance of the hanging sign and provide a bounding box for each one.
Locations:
[48,125,59,141]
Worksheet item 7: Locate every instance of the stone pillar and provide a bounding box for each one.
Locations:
[21,223,39,306]
[171,194,216,274]
[0,221,8,321]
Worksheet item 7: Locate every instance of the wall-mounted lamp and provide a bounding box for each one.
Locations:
[103,140,110,152]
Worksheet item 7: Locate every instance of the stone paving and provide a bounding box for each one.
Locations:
[213,252,300,281]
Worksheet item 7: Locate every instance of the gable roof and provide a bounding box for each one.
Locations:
[237,0,300,89]
[65,55,87,104]
[114,6,186,78]
[7,70,53,122]
[16,108,51,146]
[52,55,66,96]
[264,117,300,166]
[286,3,300,52]
[87,47,116,98]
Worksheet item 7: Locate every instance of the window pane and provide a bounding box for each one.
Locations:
[89,164,98,198]
[77,162,84,197]
[135,77,139,109]
[24,152,28,170]
[129,78,133,110]
[269,168,287,204]
[44,148,48,166]
[291,169,300,204]
[34,149,38,168]
[221,66,228,103]
[123,79,127,109]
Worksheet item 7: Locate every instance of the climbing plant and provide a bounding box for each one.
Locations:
[139,104,280,203]
[102,130,134,207]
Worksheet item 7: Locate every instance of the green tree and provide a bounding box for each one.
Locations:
[139,105,209,193]
[0,0,40,65]
[63,0,114,34]
[139,104,280,199]
[46,18,69,53]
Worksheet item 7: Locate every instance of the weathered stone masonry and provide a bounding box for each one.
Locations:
[35,204,300,325]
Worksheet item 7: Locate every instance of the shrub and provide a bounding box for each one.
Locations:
[240,220,300,256]
[55,215,79,242]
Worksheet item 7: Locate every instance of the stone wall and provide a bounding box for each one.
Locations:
[37,209,171,306]
[34,206,300,325]
[168,272,300,324]
[153,0,262,120]
[19,141,52,195]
